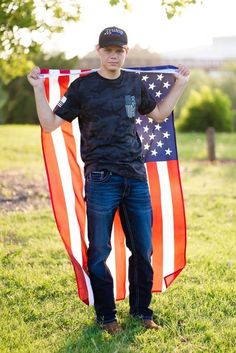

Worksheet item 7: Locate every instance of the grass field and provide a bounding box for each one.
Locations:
[0,125,236,353]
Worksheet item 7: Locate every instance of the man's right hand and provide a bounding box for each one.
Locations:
[27,66,44,88]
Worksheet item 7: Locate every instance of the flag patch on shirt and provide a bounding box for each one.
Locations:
[125,95,136,118]
[57,95,67,107]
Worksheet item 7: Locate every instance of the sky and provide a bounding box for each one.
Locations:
[43,0,236,58]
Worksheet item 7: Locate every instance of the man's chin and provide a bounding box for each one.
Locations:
[107,64,120,70]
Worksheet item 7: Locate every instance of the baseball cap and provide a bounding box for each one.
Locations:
[98,26,128,48]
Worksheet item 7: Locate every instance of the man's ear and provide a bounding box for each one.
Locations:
[96,44,100,55]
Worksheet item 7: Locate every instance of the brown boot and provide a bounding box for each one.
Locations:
[143,319,162,330]
[101,321,123,334]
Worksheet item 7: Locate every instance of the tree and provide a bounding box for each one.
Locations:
[217,62,236,130]
[2,52,78,124]
[0,0,203,83]
[177,86,234,132]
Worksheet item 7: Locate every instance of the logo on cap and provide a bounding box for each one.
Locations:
[99,26,128,47]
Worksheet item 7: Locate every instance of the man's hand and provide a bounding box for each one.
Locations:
[173,65,190,87]
[27,66,44,89]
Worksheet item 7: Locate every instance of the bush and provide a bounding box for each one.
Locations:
[177,86,234,132]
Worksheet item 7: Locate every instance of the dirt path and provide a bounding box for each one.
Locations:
[0,171,50,213]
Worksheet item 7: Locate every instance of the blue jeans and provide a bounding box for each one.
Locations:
[85,170,153,324]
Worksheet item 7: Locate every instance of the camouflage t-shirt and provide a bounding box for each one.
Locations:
[54,70,156,180]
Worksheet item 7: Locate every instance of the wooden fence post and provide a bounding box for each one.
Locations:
[206,127,216,162]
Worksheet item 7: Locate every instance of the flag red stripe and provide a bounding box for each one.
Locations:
[164,160,187,287]
[41,132,72,252]
[114,211,126,300]
[146,162,163,292]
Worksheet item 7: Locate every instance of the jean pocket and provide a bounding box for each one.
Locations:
[87,170,112,183]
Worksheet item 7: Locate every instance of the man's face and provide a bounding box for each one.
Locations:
[97,45,128,72]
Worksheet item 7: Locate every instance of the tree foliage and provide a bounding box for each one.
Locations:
[174,69,215,119]
[161,0,202,18]
[0,0,80,83]
[177,86,234,132]
[218,62,236,111]
[1,52,78,124]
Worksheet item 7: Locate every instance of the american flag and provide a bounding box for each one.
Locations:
[40,66,187,305]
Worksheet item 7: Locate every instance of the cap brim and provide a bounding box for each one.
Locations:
[100,40,127,48]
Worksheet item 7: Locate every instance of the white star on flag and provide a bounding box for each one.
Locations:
[165,148,172,155]
[149,83,156,90]
[163,131,170,138]
[144,143,150,150]
[149,133,156,140]
[139,135,144,142]
[143,125,149,133]
[157,73,164,81]
[155,91,162,98]
[157,140,164,148]
[163,81,171,89]
[151,149,158,156]
[155,124,161,131]
[136,117,142,125]
[142,75,149,81]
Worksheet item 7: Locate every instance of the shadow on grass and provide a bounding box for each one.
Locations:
[56,315,160,353]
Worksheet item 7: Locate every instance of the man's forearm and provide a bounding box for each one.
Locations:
[33,86,58,132]
[157,81,187,121]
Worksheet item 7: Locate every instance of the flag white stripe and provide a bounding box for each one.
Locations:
[83,270,94,305]
[48,70,61,109]
[106,227,117,300]
[125,247,131,297]
[72,119,84,171]
[40,68,177,78]
[51,128,83,265]
[157,162,175,290]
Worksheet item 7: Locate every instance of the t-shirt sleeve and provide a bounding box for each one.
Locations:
[138,81,157,116]
[53,81,81,122]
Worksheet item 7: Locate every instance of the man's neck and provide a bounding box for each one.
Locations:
[97,67,121,80]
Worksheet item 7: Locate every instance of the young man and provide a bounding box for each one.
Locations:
[28,26,189,335]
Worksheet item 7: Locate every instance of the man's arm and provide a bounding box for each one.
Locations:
[148,65,190,123]
[27,66,64,132]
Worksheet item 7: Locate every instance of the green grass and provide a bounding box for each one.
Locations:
[176,132,236,161]
[1,126,236,353]
[0,125,44,175]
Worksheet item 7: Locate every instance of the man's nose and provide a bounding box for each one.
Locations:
[110,51,118,58]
